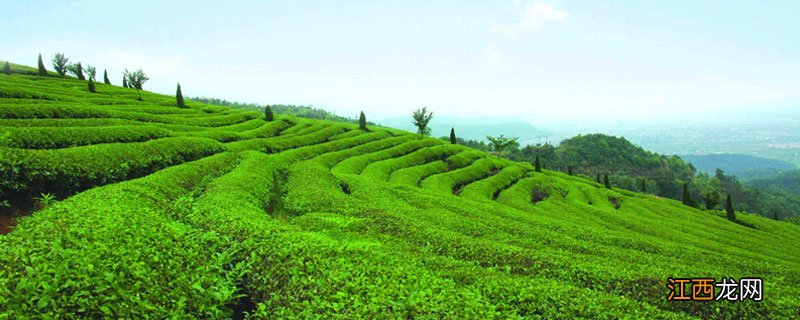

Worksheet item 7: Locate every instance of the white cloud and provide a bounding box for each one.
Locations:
[492,1,568,37]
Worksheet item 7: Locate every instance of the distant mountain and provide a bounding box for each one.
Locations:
[681,153,796,179]
[377,116,551,145]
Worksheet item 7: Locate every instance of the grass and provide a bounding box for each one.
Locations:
[1,63,799,319]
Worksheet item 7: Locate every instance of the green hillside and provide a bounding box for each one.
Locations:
[1,63,799,319]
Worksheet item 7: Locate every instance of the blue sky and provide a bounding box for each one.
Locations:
[3,0,799,122]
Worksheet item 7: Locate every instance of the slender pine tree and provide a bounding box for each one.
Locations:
[37,54,47,76]
[641,178,647,193]
[122,77,128,88]
[359,111,367,130]
[534,156,542,172]
[725,194,736,221]
[264,106,274,121]
[682,183,696,207]
[449,128,457,144]
[88,79,96,93]
[603,174,611,189]
[103,69,111,84]
[176,83,185,108]
[3,62,10,75]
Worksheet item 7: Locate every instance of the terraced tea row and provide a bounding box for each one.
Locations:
[1,66,799,318]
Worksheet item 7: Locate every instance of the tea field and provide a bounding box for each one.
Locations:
[1,62,799,318]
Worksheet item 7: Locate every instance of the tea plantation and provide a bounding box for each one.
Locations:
[1,62,799,318]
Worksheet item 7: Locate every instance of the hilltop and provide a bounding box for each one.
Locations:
[1,60,799,318]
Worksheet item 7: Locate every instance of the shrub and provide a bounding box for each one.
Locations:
[88,79,96,93]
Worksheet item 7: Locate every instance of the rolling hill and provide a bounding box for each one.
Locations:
[1,61,799,318]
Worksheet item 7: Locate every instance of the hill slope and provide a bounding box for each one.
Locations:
[1,64,799,318]
[682,153,797,179]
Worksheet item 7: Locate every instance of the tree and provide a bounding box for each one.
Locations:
[88,79,96,93]
[264,105,274,121]
[641,178,648,193]
[534,156,542,172]
[682,183,696,207]
[486,135,519,158]
[725,194,736,221]
[85,65,96,81]
[124,69,149,100]
[359,111,367,130]
[567,165,573,176]
[3,62,10,75]
[772,212,779,221]
[703,190,720,210]
[68,62,85,80]
[37,54,47,76]
[122,76,128,88]
[449,128,457,144]
[52,53,69,77]
[603,174,612,189]
[411,107,433,137]
[176,83,185,108]
[596,174,601,183]
[103,69,111,84]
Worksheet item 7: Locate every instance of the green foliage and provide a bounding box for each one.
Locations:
[122,76,128,88]
[3,61,10,75]
[486,135,519,158]
[0,60,798,319]
[726,194,736,221]
[37,53,47,76]
[68,62,85,80]
[176,83,185,108]
[535,155,542,172]
[358,111,367,130]
[412,107,433,137]
[51,53,69,77]
[264,105,274,121]
[124,68,149,100]
[103,69,111,84]
[604,173,612,189]
[87,78,96,93]
[682,183,697,207]
[85,65,96,81]
[450,127,457,144]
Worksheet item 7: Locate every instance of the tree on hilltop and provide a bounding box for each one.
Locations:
[176,83,185,108]
[412,107,433,138]
[85,65,97,81]
[103,69,111,84]
[68,62,85,80]
[3,62,10,75]
[88,79,96,93]
[124,68,149,100]
[535,156,542,172]
[52,53,69,77]
[37,54,47,76]
[122,76,128,88]
[487,135,519,158]
[449,128,457,144]
[264,105,274,121]
[359,111,367,130]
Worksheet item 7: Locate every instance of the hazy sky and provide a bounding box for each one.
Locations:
[3,1,800,122]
